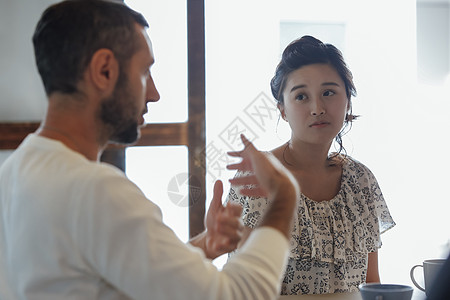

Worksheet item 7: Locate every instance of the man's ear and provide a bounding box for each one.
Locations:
[88,49,119,94]
[278,103,287,121]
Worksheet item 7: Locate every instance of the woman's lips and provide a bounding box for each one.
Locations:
[309,121,330,128]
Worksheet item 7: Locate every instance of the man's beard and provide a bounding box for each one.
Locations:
[99,72,141,145]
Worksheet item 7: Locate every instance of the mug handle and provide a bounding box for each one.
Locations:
[410,264,425,292]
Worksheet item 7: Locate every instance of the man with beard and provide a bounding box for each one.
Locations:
[0,1,299,300]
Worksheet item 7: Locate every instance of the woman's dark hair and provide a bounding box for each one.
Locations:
[33,0,149,96]
[270,35,358,157]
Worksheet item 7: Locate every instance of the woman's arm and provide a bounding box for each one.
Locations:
[366,251,380,283]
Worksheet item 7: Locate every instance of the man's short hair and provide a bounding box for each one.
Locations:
[33,0,149,96]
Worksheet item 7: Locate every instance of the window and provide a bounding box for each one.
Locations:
[126,146,189,242]
[124,0,207,242]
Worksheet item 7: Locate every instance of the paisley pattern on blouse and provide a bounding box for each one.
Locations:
[226,156,395,295]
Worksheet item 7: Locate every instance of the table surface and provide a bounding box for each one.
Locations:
[278,289,426,300]
[278,292,361,300]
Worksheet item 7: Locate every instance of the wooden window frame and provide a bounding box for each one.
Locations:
[0,0,206,238]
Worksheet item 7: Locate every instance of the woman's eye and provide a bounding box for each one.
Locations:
[295,94,306,101]
[323,90,335,97]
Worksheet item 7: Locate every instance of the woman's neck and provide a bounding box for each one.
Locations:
[281,139,333,171]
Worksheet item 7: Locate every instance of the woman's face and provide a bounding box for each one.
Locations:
[279,63,349,146]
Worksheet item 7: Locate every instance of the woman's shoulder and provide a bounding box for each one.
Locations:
[339,155,375,176]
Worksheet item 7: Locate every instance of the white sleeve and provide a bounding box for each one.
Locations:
[76,167,289,300]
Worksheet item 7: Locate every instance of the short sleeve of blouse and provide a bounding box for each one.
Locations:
[342,157,396,253]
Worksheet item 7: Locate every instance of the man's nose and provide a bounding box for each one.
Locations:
[146,76,160,103]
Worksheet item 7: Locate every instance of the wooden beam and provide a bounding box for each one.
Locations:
[0,122,40,149]
[187,0,206,238]
[134,123,188,146]
[100,147,126,172]
[0,122,188,149]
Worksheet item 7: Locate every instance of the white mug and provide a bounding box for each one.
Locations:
[410,259,446,295]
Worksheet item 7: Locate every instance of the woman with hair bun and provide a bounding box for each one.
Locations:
[226,35,396,295]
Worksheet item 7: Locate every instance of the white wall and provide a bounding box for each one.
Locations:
[417,2,450,83]
[0,0,188,125]
[0,0,58,165]
[0,0,57,122]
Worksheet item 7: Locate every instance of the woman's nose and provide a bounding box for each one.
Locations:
[310,97,325,116]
